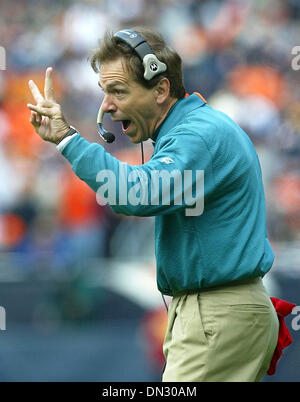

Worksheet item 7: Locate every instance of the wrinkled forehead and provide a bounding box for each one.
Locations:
[99,58,133,87]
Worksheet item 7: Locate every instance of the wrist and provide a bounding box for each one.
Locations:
[55,126,78,145]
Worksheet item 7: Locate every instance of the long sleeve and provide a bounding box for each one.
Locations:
[59,131,213,217]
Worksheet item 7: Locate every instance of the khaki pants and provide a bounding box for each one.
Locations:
[162,277,279,382]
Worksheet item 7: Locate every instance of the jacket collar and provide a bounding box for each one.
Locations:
[151,93,206,143]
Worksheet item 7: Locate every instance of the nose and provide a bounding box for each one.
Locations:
[101,94,117,114]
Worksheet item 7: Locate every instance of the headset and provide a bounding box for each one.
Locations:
[97,29,167,144]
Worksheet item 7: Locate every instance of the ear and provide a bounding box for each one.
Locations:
[154,77,170,105]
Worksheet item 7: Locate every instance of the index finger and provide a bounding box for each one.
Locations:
[28,80,45,104]
[44,67,56,102]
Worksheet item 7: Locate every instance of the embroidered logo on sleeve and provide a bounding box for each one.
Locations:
[159,157,175,164]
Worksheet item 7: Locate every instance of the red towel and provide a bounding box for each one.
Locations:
[267,297,296,375]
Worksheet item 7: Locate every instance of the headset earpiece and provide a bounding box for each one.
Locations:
[113,30,167,81]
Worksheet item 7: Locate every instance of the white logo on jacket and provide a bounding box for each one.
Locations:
[159,157,174,164]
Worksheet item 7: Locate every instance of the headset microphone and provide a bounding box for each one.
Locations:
[97,105,115,143]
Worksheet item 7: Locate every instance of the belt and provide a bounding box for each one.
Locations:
[172,276,261,297]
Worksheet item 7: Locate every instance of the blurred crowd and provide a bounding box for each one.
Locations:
[1,0,300,381]
[1,0,300,270]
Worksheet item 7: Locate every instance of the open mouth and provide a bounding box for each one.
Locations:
[121,120,131,132]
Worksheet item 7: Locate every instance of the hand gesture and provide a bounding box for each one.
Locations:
[27,67,70,144]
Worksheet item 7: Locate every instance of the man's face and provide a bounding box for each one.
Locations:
[99,58,161,144]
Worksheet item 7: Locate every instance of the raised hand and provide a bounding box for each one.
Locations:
[27,67,71,144]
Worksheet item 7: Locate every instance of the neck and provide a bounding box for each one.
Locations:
[153,97,178,134]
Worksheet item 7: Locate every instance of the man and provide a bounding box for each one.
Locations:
[27,28,279,382]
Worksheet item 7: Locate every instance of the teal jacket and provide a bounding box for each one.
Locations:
[60,93,274,296]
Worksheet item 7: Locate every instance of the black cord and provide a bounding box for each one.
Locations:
[141,141,144,164]
[161,293,168,378]
[140,142,168,377]
[161,293,168,312]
